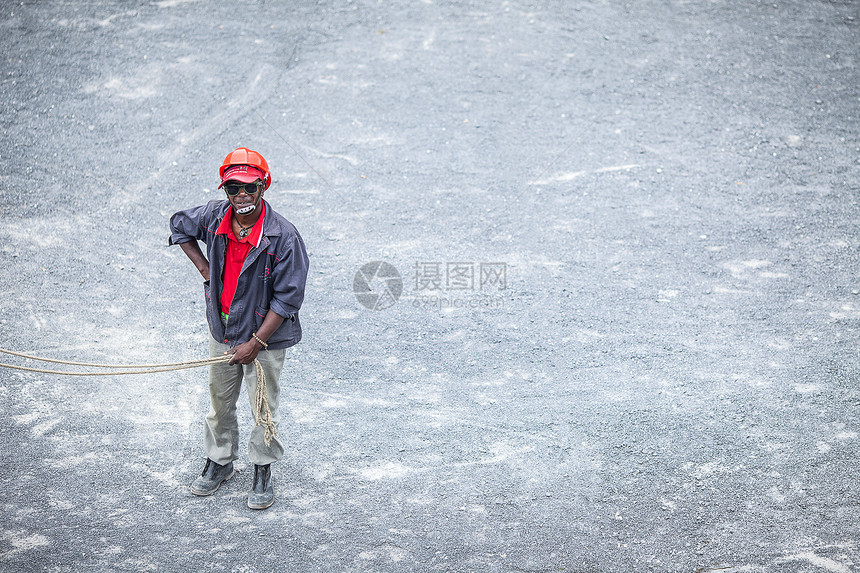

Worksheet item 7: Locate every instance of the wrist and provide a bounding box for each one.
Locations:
[251,332,268,350]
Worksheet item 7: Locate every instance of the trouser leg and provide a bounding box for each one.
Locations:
[204,336,244,465]
[244,346,287,465]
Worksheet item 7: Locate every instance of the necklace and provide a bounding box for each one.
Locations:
[237,222,253,239]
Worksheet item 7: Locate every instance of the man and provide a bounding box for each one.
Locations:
[169,147,309,510]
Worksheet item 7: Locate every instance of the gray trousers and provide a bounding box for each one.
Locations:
[205,335,287,466]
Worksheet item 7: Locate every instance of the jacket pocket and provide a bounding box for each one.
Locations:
[254,305,268,329]
[203,280,211,301]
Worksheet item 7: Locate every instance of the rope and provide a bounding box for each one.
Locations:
[0,347,231,369]
[252,359,276,446]
[0,347,278,446]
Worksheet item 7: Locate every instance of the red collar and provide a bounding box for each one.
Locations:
[215,202,266,247]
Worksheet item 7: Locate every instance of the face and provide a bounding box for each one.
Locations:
[224,180,264,215]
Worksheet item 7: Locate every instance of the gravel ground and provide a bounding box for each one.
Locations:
[0,1,858,571]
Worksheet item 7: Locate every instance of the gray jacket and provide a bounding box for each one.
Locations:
[169,199,309,349]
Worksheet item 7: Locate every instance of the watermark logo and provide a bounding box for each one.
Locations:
[353,261,403,311]
[414,261,507,292]
[354,260,507,311]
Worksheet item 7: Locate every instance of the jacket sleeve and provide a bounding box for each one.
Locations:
[168,201,219,246]
[269,229,310,317]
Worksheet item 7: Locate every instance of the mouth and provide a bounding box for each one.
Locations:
[233,195,256,208]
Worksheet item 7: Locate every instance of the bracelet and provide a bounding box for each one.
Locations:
[252,333,268,349]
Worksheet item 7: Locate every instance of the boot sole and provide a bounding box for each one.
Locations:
[190,469,235,496]
[247,496,275,510]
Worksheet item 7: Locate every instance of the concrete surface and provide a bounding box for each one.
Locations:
[0,0,858,571]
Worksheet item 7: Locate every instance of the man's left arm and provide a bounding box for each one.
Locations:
[267,230,310,320]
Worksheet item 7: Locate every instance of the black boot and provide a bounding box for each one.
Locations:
[190,458,235,496]
[247,464,274,510]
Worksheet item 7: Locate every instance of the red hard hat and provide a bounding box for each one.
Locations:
[219,147,271,190]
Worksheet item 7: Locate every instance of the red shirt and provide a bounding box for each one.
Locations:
[214,203,266,316]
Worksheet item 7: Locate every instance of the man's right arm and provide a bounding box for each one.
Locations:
[169,201,219,281]
[179,241,210,282]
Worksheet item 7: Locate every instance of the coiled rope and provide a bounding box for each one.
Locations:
[0,347,277,445]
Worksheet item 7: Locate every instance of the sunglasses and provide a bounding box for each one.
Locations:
[223,182,262,196]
